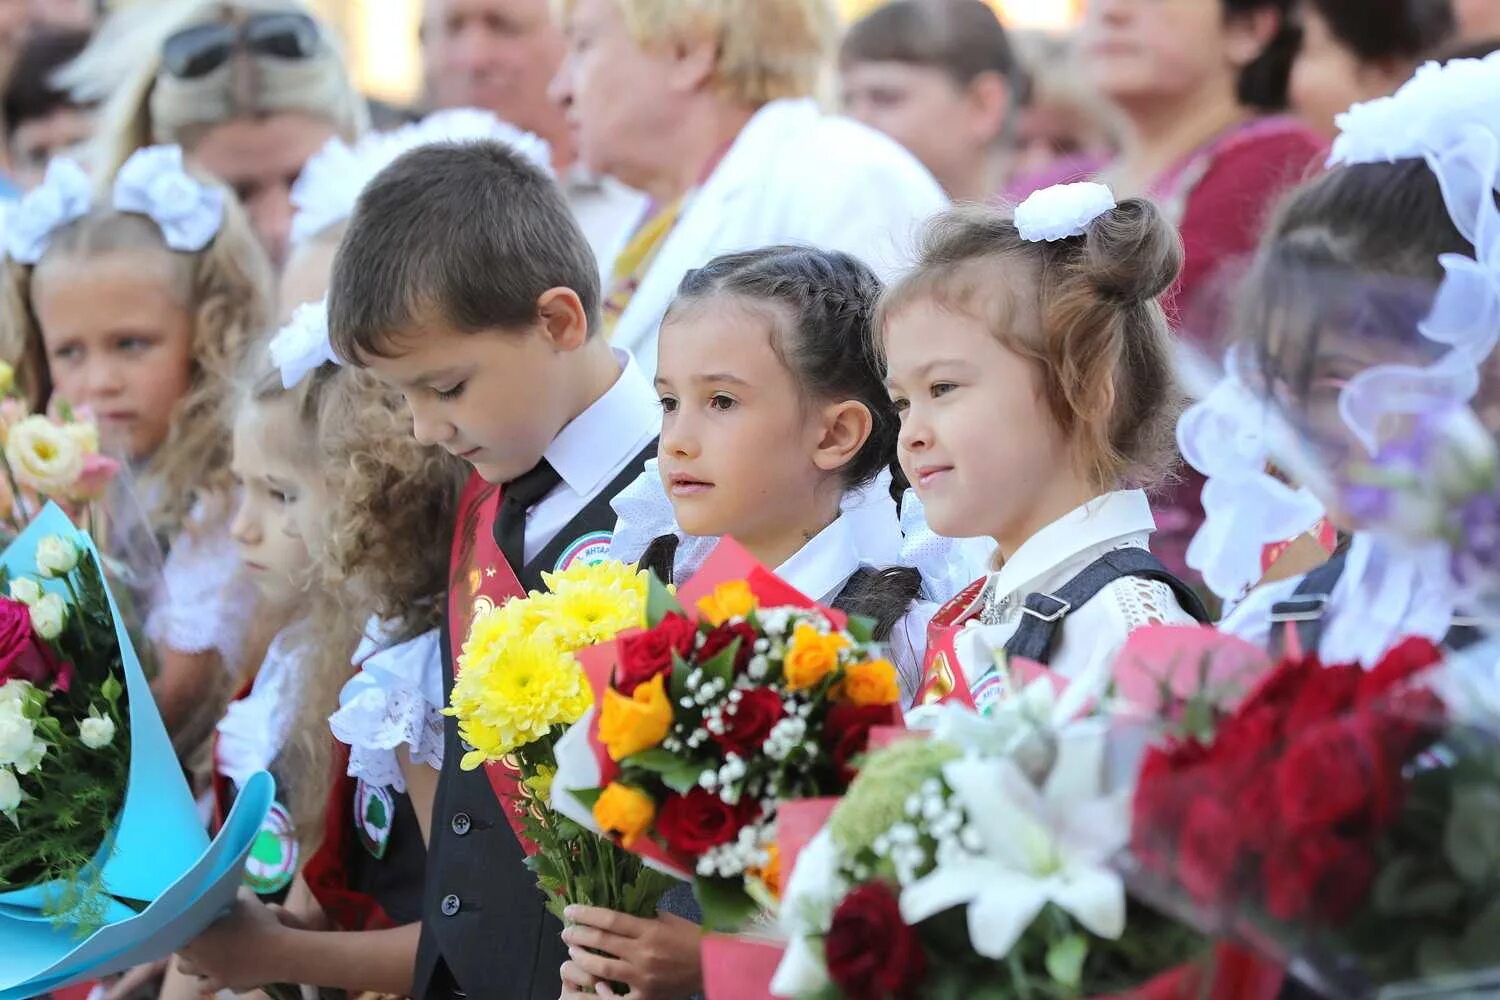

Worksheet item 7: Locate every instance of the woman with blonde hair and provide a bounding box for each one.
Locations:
[548,0,947,376]
[59,0,367,269]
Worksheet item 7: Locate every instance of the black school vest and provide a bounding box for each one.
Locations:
[414,442,657,1000]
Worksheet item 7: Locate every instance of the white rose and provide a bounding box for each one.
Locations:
[5,415,83,496]
[0,700,36,766]
[28,592,67,640]
[79,713,116,750]
[0,767,20,817]
[0,679,33,706]
[9,578,43,605]
[35,536,80,579]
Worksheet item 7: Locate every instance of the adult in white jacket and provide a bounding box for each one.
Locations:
[550,0,948,378]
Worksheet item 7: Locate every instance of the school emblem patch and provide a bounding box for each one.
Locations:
[243,801,299,895]
[554,530,613,572]
[355,780,396,860]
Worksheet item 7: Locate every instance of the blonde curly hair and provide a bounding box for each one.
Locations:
[233,347,464,848]
[0,179,275,540]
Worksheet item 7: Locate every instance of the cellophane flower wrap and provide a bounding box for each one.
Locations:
[769,683,1216,1000]
[0,528,128,932]
[568,539,904,931]
[1126,634,1500,997]
[444,559,677,919]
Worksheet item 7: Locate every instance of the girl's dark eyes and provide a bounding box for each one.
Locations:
[708,394,736,411]
[891,396,910,414]
[931,382,957,398]
[658,396,679,413]
[435,382,467,401]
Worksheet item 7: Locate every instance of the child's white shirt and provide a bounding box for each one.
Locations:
[1219,532,1456,666]
[146,499,257,675]
[951,490,1199,695]
[328,618,445,793]
[214,623,303,791]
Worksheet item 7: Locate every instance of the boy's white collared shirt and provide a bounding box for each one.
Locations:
[952,489,1199,695]
[524,348,659,564]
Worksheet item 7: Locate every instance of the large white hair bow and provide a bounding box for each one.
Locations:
[113,145,225,253]
[4,158,93,264]
[268,298,339,389]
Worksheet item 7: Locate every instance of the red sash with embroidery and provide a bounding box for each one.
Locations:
[914,577,986,708]
[447,472,540,854]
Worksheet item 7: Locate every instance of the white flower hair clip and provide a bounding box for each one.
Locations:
[268,298,339,389]
[1014,181,1117,243]
[1326,52,1500,455]
[4,158,92,265]
[113,145,225,253]
[291,108,552,247]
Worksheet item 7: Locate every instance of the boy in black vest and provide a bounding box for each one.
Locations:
[327,141,662,1000]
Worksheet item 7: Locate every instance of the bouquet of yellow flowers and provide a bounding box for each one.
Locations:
[445,560,677,918]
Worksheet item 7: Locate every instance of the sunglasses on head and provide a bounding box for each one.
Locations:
[161,11,322,80]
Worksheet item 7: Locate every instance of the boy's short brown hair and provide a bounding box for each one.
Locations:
[327,140,601,362]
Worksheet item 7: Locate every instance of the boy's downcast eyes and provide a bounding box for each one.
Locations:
[435,381,467,401]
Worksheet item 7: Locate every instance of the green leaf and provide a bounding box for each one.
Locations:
[699,643,736,687]
[100,676,122,705]
[1457,897,1500,964]
[1044,933,1088,988]
[526,853,562,884]
[670,650,692,707]
[1444,786,1500,885]
[621,750,703,794]
[646,572,685,627]
[845,614,876,645]
[569,786,603,810]
[1372,856,1466,917]
[694,877,760,932]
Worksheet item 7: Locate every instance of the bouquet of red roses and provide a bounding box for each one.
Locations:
[1128,635,1500,997]
[560,540,903,930]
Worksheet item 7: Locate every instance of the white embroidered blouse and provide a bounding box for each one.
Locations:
[145,501,258,676]
[214,624,304,791]
[327,619,445,793]
[948,490,1200,705]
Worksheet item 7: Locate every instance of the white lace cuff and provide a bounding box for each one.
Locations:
[146,511,256,675]
[328,622,445,793]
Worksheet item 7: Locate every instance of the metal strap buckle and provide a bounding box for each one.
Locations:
[1267,594,1330,624]
[1022,593,1071,623]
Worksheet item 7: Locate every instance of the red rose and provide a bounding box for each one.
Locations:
[655,787,756,855]
[1358,636,1442,706]
[825,882,926,998]
[1275,717,1400,832]
[1263,832,1375,924]
[1209,706,1282,783]
[824,702,894,786]
[1239,656,1317,719]
[1236,772,1280,852]
[698,621,757,673]
[1131,744,1209,873]
[1378,686,1448,760]
[1284,663,1361,736]
[1177,797,1248,907]
[712,687,785,757]
[0,596,62,689]
[616,613,698,695]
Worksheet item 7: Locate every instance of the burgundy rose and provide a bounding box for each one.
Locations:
[1358,636,1443,706]
[1284,662,1361,737]
[1131,744,1209,873]
[0,596,61,689]
[655,787,755,856]
[697,621,757,673]
[616,613,698,695]
[1275,717,1399,832]
[1236,772,1280,853]
[1378,686,1448,760]
[1239,656,1317,719]
[824,703,894,786]
[1209,706,1282,784]
[825,882,926,998]
[711,687,785,757]
[1263,832,1375,924]
[1177,797,1247,907]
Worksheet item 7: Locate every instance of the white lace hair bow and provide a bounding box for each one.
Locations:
[1329,53,1500,456]
[1177,363,1325,602]
[112,145,225,253]
[268,298,339,389]
[1014,181,1117,243]
[4,158,93,264]
[290,108,553,247]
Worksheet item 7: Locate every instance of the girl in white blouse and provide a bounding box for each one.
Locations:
[879,186,1210,715]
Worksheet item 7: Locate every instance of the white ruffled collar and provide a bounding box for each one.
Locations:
[215,625,304,791]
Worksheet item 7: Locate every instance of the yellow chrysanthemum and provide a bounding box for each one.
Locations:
[541,560,648,647]
[450,625,592,765]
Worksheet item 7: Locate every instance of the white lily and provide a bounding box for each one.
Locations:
[898,723,1130,959]
[770,829,845,997]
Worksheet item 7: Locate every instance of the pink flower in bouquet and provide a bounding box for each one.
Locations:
[0,398,28,444]
[0,597,64,689]
[616,613,698,695]
[66,452,120,503]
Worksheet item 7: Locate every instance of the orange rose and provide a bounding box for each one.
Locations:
[750,843,782,899]
[696,580,756,626]
[593,782,656,848]
[837,659,901,706]
[783,622,850,691]
[599,672,673,760]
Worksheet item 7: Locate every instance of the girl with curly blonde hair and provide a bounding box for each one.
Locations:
[0,146,274,744]
[171,302,469,997]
